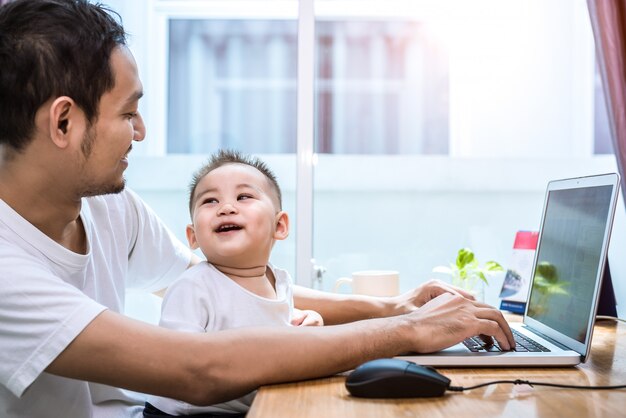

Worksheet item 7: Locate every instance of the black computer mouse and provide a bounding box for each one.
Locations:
[345,358,451,398]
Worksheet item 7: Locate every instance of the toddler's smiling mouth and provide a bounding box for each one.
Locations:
[215,224,243,233]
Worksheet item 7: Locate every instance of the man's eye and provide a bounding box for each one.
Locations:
[124,110,139,120]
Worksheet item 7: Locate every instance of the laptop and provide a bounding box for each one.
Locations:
[400,173,621,367]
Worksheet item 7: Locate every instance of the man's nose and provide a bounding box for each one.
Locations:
[133,112,146,142]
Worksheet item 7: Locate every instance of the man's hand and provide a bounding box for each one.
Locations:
[291,309,324,327]
[404,291,515,353]
[387,279,477,316]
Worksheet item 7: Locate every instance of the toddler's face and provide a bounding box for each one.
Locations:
[187,163,286,268]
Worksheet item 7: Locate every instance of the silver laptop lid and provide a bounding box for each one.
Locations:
[523,173,620,361]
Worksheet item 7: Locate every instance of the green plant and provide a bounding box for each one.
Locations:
[433,248,504,288]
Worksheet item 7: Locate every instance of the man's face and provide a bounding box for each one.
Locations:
[188,163,288,269]
[77,46,145,197]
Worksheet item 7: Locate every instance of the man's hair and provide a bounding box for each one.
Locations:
[0,0,127,151]
[189,150,283,216]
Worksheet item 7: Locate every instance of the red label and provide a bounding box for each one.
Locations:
[513,231,539,250]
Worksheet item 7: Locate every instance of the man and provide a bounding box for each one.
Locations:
[0,1,514,417]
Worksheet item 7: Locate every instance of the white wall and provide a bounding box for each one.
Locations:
[447,0,594,158]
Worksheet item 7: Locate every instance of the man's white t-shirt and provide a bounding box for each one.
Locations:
[0,189,192,418]
[148,262,294,415]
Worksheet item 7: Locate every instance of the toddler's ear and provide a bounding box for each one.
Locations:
[185,224,200,250]
[274,211,289,241]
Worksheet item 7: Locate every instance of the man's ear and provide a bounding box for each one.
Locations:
[273,211,289,241]
[48,96,77,148]
[185,224,200,250]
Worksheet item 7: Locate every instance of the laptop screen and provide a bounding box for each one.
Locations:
[526,185,613,343]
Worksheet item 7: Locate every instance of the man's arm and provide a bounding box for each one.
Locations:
[46,292,514,406]
[293,279,477,325]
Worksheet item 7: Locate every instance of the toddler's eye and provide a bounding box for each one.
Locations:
[203,197,218,204]
[238,194,252,201]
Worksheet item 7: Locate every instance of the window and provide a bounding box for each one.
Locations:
[116,0,616,301]
[166,18,449,155]
[315,20,448,154]
[168,19,298,154]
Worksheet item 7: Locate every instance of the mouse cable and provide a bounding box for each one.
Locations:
[448,379,626,392]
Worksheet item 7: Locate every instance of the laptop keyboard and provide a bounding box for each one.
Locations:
[463,329,551,352]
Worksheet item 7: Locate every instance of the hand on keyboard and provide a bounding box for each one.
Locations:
[463,329,550,353]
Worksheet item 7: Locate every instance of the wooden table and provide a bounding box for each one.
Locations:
[248,319,626,418]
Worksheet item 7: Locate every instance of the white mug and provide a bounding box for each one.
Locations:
[333,270,400,297]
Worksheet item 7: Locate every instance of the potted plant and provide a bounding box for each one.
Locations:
[432,248,504,301]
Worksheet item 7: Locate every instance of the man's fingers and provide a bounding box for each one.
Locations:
[474,308,515,350]
[478,319,513,351]
[478,334,494,347]
[410,291,515,353]
[430,281,476,301]
[447,286,476,301]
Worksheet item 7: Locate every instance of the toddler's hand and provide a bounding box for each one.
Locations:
[291,308,324,327]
